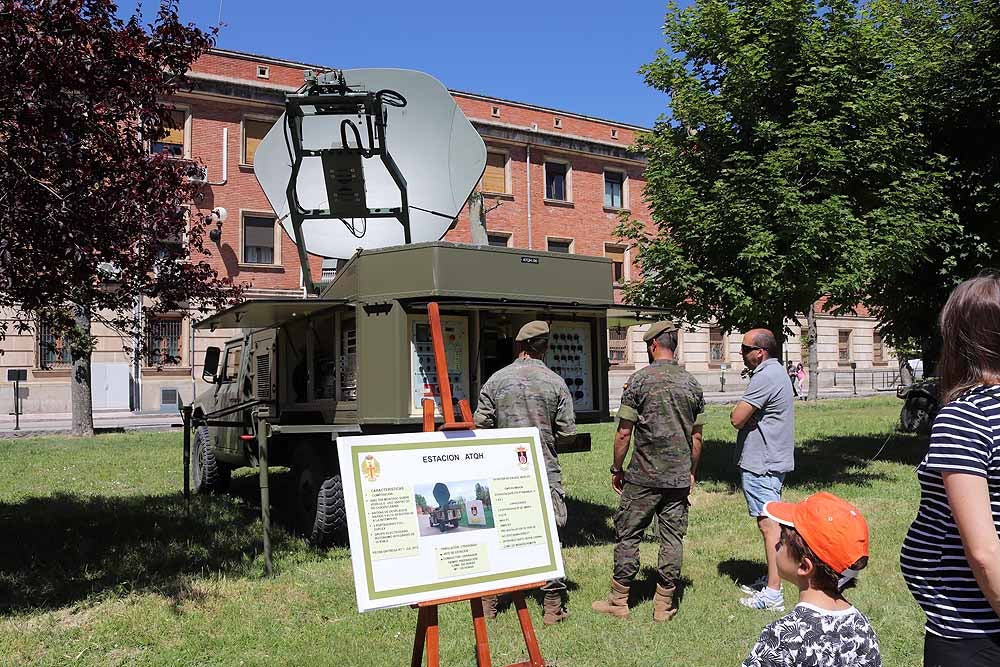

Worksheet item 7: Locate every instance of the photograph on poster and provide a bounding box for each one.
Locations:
[414,480,495,536]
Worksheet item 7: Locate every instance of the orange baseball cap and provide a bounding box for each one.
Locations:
[764,492,869,576]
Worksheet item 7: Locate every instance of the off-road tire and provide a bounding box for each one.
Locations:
[192,425,231,494]
[293,444,347,548]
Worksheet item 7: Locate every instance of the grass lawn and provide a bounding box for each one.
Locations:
[0,396,927,666]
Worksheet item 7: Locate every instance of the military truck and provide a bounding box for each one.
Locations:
[191,241,651,546]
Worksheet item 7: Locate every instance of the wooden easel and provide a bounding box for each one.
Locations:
[411,303,546,667]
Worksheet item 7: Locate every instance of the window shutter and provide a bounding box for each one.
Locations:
[483,152,506,193]
[162,110,186,147]
[244,119,273,165]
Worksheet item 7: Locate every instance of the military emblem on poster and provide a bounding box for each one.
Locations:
[516,446,529,470]
[362,454,381,482]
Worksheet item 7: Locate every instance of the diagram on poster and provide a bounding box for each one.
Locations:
[337,427,564,611]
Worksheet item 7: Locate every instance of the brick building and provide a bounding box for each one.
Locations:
[0,48,897,414]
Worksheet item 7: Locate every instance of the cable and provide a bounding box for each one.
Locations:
[375,89,407,107]
[410,205,458,220]
[865,432,895,464]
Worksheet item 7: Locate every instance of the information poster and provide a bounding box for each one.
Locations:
[337,427,564,611]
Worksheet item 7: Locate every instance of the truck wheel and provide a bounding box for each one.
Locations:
[293,445,347,547]
[192,425,231,494]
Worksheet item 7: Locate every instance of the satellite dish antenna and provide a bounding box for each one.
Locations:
[253,68,487,292]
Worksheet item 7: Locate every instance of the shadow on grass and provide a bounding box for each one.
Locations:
[695,433,927,491]
[630,566,693,609]
[717,558,767,590]
[0,469,322,614]
[562,496,615,547]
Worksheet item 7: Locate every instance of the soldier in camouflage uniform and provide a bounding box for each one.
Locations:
[592,321,705,622]
[474,320,577,625]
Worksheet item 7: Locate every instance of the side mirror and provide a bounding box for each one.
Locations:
[203,346,221,382]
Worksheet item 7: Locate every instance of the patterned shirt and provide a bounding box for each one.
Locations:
[742,603,882,667]
[900,385,1000,638]
[474,358,576,485]
[617,359,705,488]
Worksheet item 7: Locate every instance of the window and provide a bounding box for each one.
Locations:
[487,232,511,247]
[221,346,242,383]
[243,118,276,166]
[243,215,276,264]
[547,238,572,253]
[146,318,183,366]
[611,128,619,140]
[873,331,886,365]
[256,64,270,79]
[838,330,853,363]
[151,109,186,157]
[609,326,628,365]
[491,105,500,118]
[545,162,568,201]
[320,258,337,283]
[483,151,508,193]
[604,171,624,209]
[553,117,562,129]
[709,327,726,366]
[605,244,626,283]
[36,320,71,369]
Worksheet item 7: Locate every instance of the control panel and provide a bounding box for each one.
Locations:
[545,321,594,411]
[409,315,470,415]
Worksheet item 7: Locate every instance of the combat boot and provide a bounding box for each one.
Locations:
[591,579,630,618]
[653,583,677,622]
[542,591,568,626]
[482,595,499,619]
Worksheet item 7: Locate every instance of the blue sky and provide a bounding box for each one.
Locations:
[126,0,678,128]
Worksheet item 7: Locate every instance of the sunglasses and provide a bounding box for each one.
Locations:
[740,344,763,355]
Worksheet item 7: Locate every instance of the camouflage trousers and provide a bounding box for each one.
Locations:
[612,482,689,587]
[542,483,568,594]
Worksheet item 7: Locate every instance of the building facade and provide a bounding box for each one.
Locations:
[0,48,896,414]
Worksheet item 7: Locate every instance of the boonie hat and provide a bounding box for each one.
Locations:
[516,320,549,341]
[764,492,869,585]
[642,320,677,343]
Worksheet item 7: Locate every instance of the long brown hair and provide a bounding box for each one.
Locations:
[938,272,1000,403]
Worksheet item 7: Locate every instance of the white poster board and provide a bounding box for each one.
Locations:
[337,427,565,611]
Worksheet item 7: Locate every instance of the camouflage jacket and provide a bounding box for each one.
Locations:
[474,358,576,484]
[617,359,705,488]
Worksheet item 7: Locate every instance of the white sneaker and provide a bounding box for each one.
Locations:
[739,588,785,612]
[738,575,768,595]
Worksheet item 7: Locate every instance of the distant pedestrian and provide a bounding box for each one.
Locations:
[787,362,799,398]
[731,328,796,611]
[742,492,882,666]
[592,321,705,622]
[795,363,806,398]
[900,273,1000,666]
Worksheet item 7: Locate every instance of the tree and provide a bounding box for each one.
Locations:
[838,0,1000,372]
[475,482,490,506]
[0,1,242,435]
[414,494,429,512]
[619,0,953,395]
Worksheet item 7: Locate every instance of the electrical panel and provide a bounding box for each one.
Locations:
[546,321,594,411]
[409,315,469,415]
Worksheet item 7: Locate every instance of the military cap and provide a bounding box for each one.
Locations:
[642,320,678,343]
[516,320,550,341]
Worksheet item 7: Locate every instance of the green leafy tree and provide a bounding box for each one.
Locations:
[620,0,953,396]
[475,482,491,506]
[839,0,1000,372]
[414,494,429,512]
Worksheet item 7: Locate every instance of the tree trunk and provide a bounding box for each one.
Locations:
[70,304,95,437]
[807,307,819,401]
[468,194,488,245]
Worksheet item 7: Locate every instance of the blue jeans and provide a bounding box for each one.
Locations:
[741,470,785,517]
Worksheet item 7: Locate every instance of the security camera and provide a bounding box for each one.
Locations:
[206,207,227,243]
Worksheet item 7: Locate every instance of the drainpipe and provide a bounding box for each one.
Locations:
[526,143,532,249]
[207,128,228,186]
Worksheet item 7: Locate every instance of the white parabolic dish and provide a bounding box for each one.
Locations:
[253,68,487,260]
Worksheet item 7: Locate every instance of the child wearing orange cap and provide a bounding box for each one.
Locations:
[742,492,882,666]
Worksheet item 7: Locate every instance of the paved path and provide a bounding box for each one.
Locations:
[0,388,895,438]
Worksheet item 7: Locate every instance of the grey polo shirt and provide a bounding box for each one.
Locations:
[736,357,795,475]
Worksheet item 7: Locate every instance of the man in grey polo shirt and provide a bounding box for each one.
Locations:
[730,328,795,611]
